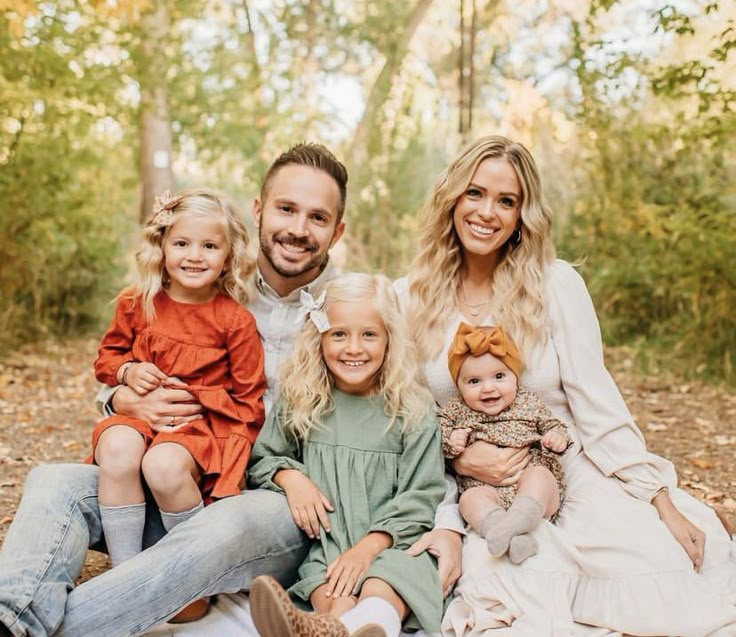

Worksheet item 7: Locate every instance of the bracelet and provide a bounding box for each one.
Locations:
[120,362,134,386]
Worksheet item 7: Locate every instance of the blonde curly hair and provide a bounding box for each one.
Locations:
[407,135,556,360]
[126,188,255,322]
[280,272,433,444]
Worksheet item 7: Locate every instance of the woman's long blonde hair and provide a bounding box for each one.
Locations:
[125,188,256,322]
[407,135,556,359]
[280,272,433,444]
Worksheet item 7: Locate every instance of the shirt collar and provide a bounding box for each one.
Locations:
[255,259,338,301]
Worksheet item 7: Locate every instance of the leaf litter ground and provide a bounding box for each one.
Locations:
[1,339,734,584]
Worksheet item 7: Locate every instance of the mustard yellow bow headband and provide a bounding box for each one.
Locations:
[447,322,523,385]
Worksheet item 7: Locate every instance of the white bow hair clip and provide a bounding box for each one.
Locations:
[295,289,330,333]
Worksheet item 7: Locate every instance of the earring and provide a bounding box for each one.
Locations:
[510,227,522,247]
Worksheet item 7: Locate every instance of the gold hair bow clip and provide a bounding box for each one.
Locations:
[151,190,177,225]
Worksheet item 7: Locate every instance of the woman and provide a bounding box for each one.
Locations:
[398,135,736,636]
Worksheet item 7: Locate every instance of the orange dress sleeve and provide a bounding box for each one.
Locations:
[94,294,138,386]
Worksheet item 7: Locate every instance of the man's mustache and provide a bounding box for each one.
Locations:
[274,233,318,252]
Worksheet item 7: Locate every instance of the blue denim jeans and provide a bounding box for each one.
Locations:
[0,464,308,637]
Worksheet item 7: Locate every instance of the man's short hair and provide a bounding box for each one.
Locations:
[261,142,349,222]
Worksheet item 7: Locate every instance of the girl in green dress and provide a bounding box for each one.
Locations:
[249,272,445,637]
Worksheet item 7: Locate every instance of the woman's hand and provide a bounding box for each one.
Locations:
[123,362,167,395]
[275,470,334,539]
[325,532,391,597]
[111,383,203,428]
[406,528,463,596]
[452,441,530,486]
[652,489,706,572]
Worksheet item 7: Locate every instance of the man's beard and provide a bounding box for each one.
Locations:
[259,229,327,278]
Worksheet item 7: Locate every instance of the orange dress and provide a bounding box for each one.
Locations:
[90,291,266,501]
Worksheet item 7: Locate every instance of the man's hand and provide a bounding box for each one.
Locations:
[407,528,463,597]
[111,383,203,428]
[453,441,529,487]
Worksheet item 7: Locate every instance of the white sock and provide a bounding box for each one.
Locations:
[340,597,402,637]
[99,502,146,567]
[160,501,204,532]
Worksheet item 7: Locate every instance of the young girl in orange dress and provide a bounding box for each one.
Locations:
[89,189,266,572]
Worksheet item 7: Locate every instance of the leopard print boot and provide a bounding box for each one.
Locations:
[250,575,350,637]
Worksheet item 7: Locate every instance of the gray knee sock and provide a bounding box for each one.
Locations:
[160,501,204,533]
[99,502,146,567]
[485,496,544,558]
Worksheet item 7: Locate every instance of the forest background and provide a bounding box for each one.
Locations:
[0,0,734,385]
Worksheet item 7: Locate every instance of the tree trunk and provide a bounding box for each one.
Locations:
[138,3,174,223]
[347,0,435,164]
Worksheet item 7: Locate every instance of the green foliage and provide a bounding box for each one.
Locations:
[559,1,736,385]
[0,5,136,351]
[344,128,449,279]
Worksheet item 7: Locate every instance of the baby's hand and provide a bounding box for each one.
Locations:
[449,428,471,454]
[124,362,167,396]
[541,429,568,453]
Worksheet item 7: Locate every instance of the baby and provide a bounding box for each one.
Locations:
[439,322,571,563]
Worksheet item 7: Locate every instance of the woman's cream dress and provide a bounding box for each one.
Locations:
[398,260,736,637]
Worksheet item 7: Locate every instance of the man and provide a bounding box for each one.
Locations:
[0,143,346,637]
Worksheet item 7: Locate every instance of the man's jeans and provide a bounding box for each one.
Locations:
[0,464,308,637]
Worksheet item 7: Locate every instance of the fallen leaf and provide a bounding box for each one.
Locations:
[691,458,713,470]
[722,498,736,511]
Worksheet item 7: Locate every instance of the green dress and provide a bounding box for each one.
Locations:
[248,389,445,632]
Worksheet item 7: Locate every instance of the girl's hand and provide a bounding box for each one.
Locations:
[448,428,471,454]
[325,532,391,598]
[124,362,167,395]
[541,429,568,453]
[452,441,529,487]
[275,470,334,539]
[652,489,706,572]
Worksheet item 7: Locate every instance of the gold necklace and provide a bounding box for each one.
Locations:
[460,283,492,317]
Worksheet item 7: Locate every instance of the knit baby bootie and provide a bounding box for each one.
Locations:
[484,496,544,558]
[508,533,539,564]
[250,575,350,637]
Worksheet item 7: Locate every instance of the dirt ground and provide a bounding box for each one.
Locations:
[1,338,735,583]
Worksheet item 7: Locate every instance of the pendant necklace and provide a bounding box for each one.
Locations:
[460,283,492,317]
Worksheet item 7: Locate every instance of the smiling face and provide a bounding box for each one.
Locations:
[253,164,345,295]
[456,352,518,416]
[162,213,229,303]
[321,299,388,396]
[452,157,522,268]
